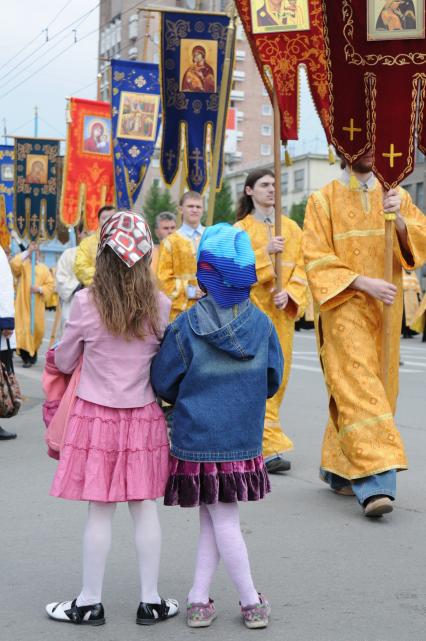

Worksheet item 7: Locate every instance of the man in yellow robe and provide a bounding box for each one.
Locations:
[73,205,115,287]
[157,192,205,320]
[401,269,421,337]
[10,242,54,367]
[303,149,426,517]
[410,290,426,340]
[151,211,177,275]
[235,169,307,473]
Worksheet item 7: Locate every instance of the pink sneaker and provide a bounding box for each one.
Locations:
[186,598,217,628]
[241,593,271,629]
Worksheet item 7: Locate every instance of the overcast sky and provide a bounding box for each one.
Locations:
[0,1,325,153]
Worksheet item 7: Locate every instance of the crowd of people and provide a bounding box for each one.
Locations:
[1,150,426,628]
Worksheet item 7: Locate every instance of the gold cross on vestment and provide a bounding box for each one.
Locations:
[342,118,362,142]
[382,144,402,168]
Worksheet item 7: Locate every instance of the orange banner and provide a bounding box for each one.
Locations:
[60,97,114,232]
[0,196,10,250]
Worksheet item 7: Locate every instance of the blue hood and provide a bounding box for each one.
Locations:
[187,295,263,360]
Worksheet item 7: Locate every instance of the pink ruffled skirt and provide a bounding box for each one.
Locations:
[50,398,170,502]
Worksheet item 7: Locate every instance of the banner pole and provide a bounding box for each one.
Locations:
[272,83,283,291]
[381,210,396,395]
[205,6,236,227]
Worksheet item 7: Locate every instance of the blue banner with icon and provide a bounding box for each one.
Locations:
[0,145,14,246]
[14,137,60,240]
[160,11,231,193]
[111,59,161,210]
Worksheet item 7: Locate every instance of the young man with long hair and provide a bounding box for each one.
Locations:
[235,169,307,474]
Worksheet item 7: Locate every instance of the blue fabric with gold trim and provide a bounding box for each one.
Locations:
[0,145,14,233]
[160,11,231,193]
[111,59,161,210]
[14,137,59,241]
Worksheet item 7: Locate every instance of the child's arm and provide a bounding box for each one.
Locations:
[267,322,284,399]
[54,295,84,374]
[151,325,188,404]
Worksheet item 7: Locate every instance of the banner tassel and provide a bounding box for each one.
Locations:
[285,145,292,167]
[328,145,336,165]
[349,171,359,190]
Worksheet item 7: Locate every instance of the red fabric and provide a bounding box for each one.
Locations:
[60,98,114,231]
[322,0,426,189]
[234,0,330,142]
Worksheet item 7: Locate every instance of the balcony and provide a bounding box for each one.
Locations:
[231,89,245,101]
[233,70,246,81]
[235,49,246,61]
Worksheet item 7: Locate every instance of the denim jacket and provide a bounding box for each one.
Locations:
[151,295,283,462]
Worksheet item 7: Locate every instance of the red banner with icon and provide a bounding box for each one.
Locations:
[60,98,114,231]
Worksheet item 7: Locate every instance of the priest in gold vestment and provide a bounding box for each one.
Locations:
[235,169,307,474]
[157,192,205,321]
[303,150,426,517]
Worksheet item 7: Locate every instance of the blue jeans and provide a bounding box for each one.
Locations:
[321,468,397,506]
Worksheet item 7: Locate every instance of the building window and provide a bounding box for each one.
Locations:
[281,172,288,195]
[416,148,425,164]
[262,86,268,97]
[261,103,272,116]
[416,182,424,209]
[260,144,271,156]
[294,169,305,192]
[261,125,272,136]
[236,181,245,195]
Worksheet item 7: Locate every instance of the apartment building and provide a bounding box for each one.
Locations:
[98,0,275,203]
[401,149,426,212]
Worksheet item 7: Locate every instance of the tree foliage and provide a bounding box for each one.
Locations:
[211,179,235,225]
[289,198,307,229]
[143,182,177,234]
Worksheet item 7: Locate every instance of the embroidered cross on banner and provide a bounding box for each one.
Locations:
[382,144,402,169]
[342,118,362,142]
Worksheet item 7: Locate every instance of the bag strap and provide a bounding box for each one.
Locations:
[6,339,14,374]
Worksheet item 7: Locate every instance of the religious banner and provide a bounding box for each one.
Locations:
[61,97,114,232]
[160,10,233,193]
[234,0,330,142]
[0,145,14,248]
[322,0,426,188]
[111,59,161,209]
[14,137,59,241]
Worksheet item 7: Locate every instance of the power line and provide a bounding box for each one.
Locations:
[0,32,44,73]
[47,0,74,28]
[39,115,65,137]
[0,3,100,85]
[70,79,97,96]
[0,26,99,101]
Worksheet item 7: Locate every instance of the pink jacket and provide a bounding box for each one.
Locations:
[54,288,172,409]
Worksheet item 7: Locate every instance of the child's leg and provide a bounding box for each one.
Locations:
[206,502,259,607]
[188,504,220,603]
[128,500,162,604]
[77,501,117,606]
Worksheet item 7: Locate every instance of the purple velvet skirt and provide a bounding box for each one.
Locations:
[164,455,271,507]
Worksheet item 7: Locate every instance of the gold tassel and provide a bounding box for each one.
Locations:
[349,171,359,190]
[328,145,336,165]
[285,146,292,167]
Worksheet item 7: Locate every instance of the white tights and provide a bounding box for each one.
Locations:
[187,503,259,607]
[76,500,162,606]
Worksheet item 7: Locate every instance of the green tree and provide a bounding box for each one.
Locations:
[289,198,307,229]
[211,179,235,225]
[143,182,177,236]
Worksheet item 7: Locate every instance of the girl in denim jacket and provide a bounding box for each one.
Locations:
[151,223,283,629]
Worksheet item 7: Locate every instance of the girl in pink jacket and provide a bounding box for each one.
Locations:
[46,212,178,627]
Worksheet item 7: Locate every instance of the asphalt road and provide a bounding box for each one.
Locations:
[1,314,426,641]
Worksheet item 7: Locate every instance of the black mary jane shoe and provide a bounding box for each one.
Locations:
[45,598,105,625]
[136,598,179,625]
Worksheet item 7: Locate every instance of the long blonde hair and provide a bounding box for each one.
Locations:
[91,245,160,340]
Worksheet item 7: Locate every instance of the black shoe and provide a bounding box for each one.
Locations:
[0,426,17,440]
[22,361,32,368]
[46,599,105,625]
[136,598,179,625]
[265,457,291,474]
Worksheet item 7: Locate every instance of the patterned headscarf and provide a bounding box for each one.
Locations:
[197,223,257,308]
[97,210,153,268]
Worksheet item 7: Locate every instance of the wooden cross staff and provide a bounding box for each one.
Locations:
[272,83,282,291]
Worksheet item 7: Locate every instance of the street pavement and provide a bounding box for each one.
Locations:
[1,313,426,641]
